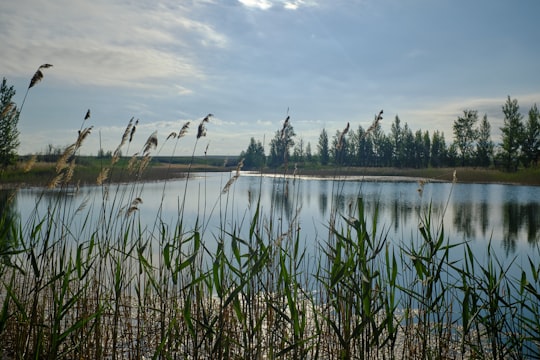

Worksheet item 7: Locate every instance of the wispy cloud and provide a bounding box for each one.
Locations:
[238,0,317,10]
[0,0,226,89]
[238,0,273,10]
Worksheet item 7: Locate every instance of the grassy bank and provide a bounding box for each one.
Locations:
[2,157,540,188]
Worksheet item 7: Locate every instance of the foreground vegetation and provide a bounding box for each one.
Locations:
[1,122,539,359]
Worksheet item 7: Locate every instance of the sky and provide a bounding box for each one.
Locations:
[1,0,539,157]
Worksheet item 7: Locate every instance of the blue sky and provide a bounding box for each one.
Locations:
[1,0,539,157]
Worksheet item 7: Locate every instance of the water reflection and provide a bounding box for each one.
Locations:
[525,203,540,244]
[501,202,540,251]
[9,174,540,259]
[453,202,475,240]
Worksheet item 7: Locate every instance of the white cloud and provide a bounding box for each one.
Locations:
[238,0,273,10]
[238,0,317,10]
[0,0,227,89]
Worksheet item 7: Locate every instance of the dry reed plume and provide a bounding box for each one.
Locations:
[22,154,37,173]
[96,167,110,185]
[28,64,53,89]
[126,197,143,216]
[366,109,384,134]
[197,114,212,139]
[222,158,244,194]
[0,101,15,118]
[280,115,290,140]
[143,131,158,155]
[48,123,93,189]
[337,122,350,151]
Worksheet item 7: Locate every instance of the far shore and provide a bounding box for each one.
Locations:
[2,160,540,188]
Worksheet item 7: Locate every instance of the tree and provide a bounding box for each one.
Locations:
[401,124,415,168]
[522,104,540,167]
[305,142,313,163]
[292,137,305,163]
[370,122,386,167]
[377,135,394,167]
[389,115,404,167]
[240,137,266,169]
[446,142,458,167]
[317,128,329,165]
[268,117,295,168]
[412,130,425,168]
[0,78,20,169]
[475,114,494,167]
[499,96,524,171]
[430,130,446,167]
[331,129,349,165]
[453,109,478,166]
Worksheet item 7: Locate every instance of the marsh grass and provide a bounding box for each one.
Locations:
[1,110,540,359]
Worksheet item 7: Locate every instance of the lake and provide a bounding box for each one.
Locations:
[8,171,539,268]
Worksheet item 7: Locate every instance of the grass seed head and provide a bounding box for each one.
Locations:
[143,131,158,155]
[28,64,53,89]
[179,121,190,138]
[197,114,212,139]
[23,155,37,173]
[96,168,110,185]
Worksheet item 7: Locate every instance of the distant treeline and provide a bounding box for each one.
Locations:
[241,96,539,172]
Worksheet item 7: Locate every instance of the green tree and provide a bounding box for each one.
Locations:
[349,125,374,166]
[370,122,387,167]
[317,128,330,165]
[305,142,313,163]
[389,115,404,167]
[0,78,20,169]
[475,114,494,167]
[420,130,431,168]
[331,129,349,165]
[268,117,295,168]
[430,130,446,167]
[499,96,524,171]
[401,124,415,168]
[522,104,540,167]
[446,142,458,167]
[453,109,478,166]
[240,137,266,169]
[292,137,305,163]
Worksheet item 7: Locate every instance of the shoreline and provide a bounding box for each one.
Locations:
[2,163,540,189]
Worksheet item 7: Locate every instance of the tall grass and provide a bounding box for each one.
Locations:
[1,105,539,359]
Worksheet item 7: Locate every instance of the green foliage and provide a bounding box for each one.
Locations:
[522,104,540,167]
[453,109,479,166]
[390,115,404,167]
[317,128,330,165]
[240,137,265,169]
[476,114,494,167]
[268,116,295,168]
[430,130,446,167]
[499,96,525,172]
[0,78,20,169]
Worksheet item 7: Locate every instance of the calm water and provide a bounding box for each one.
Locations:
[5,172,540,265]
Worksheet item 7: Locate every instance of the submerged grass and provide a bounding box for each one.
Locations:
[1,112,539,359]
